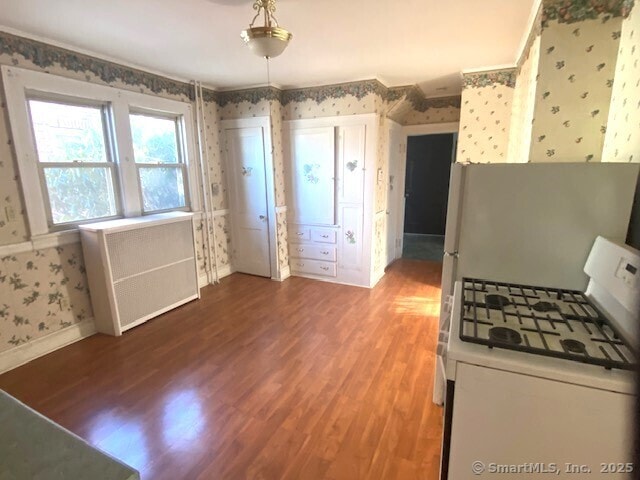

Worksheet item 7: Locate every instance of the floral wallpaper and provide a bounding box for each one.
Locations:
[0,244,92,353]
[463,70,516,89]
[603,1,640,162]
[202,101,228,211]
[385,87,461,126]
[0,80,29,245]
[375,117,388,215]
[399,105,461,126]
[281,93,381,120]
[541,0,633,27]
[214,214,232,268]
[0,31,192,102]
[373,214,386,275]
[456,69,516,163]
[529,14,623,162]
[507,35,541,163]
[276,210,289,273]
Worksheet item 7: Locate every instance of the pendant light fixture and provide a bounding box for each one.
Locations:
[241,0,292,58]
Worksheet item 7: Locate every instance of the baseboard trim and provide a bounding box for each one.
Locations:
[0,318,97,374]
[198,265,234,287]
[371,268,386,288]
[273,264,291,282]
[217,264,233,278]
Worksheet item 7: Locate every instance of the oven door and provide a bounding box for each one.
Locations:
[446,362,634,480]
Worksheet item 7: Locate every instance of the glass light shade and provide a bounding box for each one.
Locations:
[241,27,292,58]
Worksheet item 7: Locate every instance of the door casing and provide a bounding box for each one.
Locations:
[222,116,279,279]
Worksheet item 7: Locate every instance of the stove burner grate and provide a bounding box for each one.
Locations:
[489,327,522,345]
[485,294,511,310]
[560,339,587,355]
[460,277,636,371]
[532,301,558,312]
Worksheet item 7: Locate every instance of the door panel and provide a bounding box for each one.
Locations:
[288,126,335,225]
[337,125,365,204]
[338,204,363,272]
[225,126,271,277]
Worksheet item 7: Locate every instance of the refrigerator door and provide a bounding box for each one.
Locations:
[434,164,464,405]
[440,163,465,317]
[443,163,465,256]
[455,163,639,290]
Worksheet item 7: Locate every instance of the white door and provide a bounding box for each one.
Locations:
[288,126,336,225]
[225,127,271,277]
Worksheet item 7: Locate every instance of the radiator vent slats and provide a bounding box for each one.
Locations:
[80,212,200,336]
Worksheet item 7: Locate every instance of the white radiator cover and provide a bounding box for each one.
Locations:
[80,212,200,336]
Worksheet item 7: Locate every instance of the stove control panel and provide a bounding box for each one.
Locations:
[584,236,640,312]
[616,258,638,287]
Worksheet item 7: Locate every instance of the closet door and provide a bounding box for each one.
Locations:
[337,124,365,204]
[288,126,335,225]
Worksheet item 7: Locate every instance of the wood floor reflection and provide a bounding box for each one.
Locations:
[0,259,444,479]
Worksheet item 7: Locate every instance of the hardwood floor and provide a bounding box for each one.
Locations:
[0,259,444,480]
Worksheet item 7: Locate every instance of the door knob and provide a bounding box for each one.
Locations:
[259,215,266,220]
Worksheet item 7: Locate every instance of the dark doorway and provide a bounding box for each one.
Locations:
[402,133,455,261]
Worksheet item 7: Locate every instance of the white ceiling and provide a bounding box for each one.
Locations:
[0,0,536,95]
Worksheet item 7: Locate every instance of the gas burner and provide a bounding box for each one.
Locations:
[485,294,511,309]
[560,339,587,355]
[532,301,558,312]
[489,327,522,345]
[461,277,636,371]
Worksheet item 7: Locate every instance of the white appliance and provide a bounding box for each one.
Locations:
[433,162,640,405]
[441,237,638,479]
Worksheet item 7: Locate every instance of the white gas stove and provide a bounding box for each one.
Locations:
[440,237,639,479]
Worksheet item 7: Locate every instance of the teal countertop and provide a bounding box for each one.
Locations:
[0,390,140,480]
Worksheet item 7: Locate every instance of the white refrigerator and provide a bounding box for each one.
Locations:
[433,162,640,404]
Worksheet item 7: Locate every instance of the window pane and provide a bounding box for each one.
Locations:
[139,167,185,212]
[130,114,179,164]
[43,167,117,224]
[29,100,108,163]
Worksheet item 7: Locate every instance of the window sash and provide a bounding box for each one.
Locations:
[38,163,122,229]
[136,163,189,214]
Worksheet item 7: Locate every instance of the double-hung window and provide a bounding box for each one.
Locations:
[28,98,120,226]
[2,66,198,238]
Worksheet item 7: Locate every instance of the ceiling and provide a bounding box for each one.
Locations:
[0,0,536,96]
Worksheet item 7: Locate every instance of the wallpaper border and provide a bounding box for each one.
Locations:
[462,68,517,89]
[0,29,460,113]
[541,0,634,27]
[0,30,196,99]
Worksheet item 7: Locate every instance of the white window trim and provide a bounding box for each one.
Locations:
[1,65,200,237]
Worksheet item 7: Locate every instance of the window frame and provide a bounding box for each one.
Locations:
[128,109,190,214]
[2,65,199,237]
[27,96,123,230]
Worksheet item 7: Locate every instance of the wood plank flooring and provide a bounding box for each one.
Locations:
[0,259,444,479]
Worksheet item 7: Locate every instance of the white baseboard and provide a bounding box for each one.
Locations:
[371,268,386,288]
[0,318,97,374]
[199,265,234,287]
[273,264,291,282]
[216,264,233,278]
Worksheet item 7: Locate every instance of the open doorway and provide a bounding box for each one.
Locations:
[402,133,456,262]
